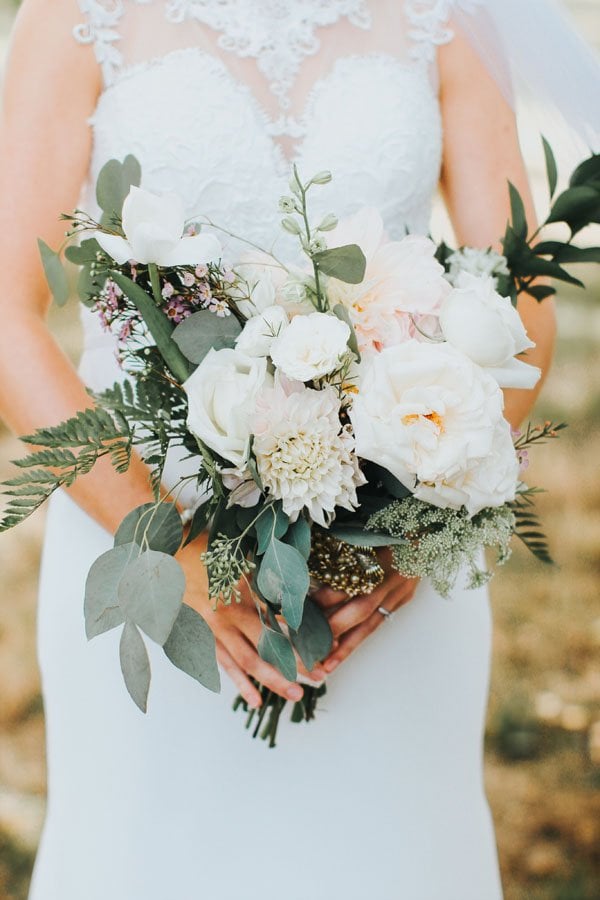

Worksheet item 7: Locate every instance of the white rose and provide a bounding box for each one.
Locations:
[270,312,350,382]
[235,305,289,357]
[95,186,221,266]
[415,420,519,516]
[440,273,540,389]
[183,348,271,468]
[349,340,506,508]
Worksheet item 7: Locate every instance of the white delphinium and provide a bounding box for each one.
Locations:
[270,312,350,382]
[446,247,510,288]
[252,379,365,526]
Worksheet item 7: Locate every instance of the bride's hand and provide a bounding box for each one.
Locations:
[312,550,419,674]
[177,540,308,710]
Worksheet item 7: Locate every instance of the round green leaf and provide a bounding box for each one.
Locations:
[258,627,297,682]
[118,550,185,645]
[257,538,309,631]
[163,603,221,693]
[115,502,183,556]
[172,310,242,364]
[84,543,135,639]
[290,599,333,672]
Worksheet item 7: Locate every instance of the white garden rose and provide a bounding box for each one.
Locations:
[349,340,511,514]
[235,305,289,357]
[184,348,271,468]
[252,379,365,526]
[439,273,541,389]
[270,312,350,382]
[95,186,222,266]
[414,420,520,516]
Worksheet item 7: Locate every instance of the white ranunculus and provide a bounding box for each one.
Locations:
[270,312,350,382]
[350,340,514,513]
[184,348,271,468]
[95,186,222,267]
[235,305,289,357]
[439,273,541,389]
[446,247,510,287]
[415,421,519,516]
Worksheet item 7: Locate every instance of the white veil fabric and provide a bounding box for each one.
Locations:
[452,0,600,152]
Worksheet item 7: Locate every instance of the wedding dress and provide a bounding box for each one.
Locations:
[30,2,504,898]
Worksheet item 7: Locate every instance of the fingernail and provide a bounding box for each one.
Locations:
[324,659,339,673]
[288,686,304,702]
[250,697,262,709]
[311,667,327,680]
[332,640,340,651]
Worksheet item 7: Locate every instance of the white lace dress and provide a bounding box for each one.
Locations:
[30,2,503,898]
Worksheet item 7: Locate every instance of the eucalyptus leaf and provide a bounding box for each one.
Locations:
[285,516,311,561]
[290,599,333,672]
[115,502,183,556]
[332,303,361,361]
[183,501,212,547]
[255,504,289,555]
[328,526,405,547]
[84,542,134,639]
[163,603,221,693]
[542,137,558,198]
[96,155,141,226]
[313,244,367,284]
[65,238,103,266]
[258,627,297,681]
[172,309,242,364]
[118,550,185,645]
[120,621,151,713]
[257,538,309,630]
[38,240,70,307]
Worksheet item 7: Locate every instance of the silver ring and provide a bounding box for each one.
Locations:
[377,606,393,621]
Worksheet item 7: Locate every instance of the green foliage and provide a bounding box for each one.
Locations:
[332,303,361,361]
[290,598,333,672]
[115,501,183,556]
[172,308,242,364]
[328,524,405,547]
[542,136,558,198]
[120,620,151,713]
[258,625,297,681]
[118,549,185,645]
[84,543,131,640]
[257,537,310,630]
[313,244,367,284]
[163,603,220,693]
[510,488,554,565]
[0,407,133,532]
[284,516,311,561]
[38,239,70,306]
[96,155,141,227]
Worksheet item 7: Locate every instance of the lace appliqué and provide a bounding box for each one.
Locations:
[73,0,152,86]
[406,0,482,64]
[165,0,371,134]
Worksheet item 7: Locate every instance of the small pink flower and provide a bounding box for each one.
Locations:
[181,271,196,288]
[162,281,175,299]
[195,264,208,279]
[209,299,231,318]
[165,296,192,323]
[223,270,236,285]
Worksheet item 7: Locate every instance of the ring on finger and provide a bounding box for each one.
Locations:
[377,605,394,622]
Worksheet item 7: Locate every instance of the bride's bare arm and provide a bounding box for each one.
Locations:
[320,26,558,671]
[0,0,303,708]
[439,26,557,429]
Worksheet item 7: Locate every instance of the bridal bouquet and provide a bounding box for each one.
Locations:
[2,145,598,745]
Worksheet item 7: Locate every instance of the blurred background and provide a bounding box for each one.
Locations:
[0,1,599,898]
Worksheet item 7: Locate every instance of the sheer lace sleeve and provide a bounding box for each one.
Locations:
[72,0,152,86]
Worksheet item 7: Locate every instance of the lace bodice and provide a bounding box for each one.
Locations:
[73,0,466,366]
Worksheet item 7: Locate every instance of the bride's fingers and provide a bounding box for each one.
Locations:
[310,586,349,609]
[326,592,381,638]
[322,612,383,673]
[223,630,305,703]
[216,642,262,709]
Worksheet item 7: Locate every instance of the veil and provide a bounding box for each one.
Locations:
[453,0,600,154]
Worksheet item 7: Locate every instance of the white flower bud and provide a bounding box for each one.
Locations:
[310,171,333,185]
[317,214,338,232]
[281,216,302,235]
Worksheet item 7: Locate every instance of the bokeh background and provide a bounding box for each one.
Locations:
[0,1,599,898]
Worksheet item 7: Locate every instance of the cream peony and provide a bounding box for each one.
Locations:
[252,379,365,526]
[439,273,541,389]
[270,312,350,382]
[414,420,519,516]
[95,186,222,266]
[349,340,516,514]
[326,208,451,354]
[184,348,271,468]
[235,305,289,357]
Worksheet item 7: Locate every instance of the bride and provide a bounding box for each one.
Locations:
[0,1,595,898]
